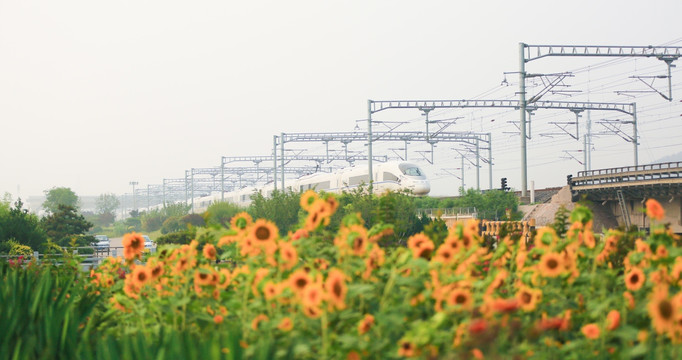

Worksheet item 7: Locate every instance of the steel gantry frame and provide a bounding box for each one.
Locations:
[273,133,391,190]
[518,43,682,197]
[275,130,493,191]
[368,99,636,193]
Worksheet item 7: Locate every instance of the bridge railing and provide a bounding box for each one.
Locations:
[576,161,682,178]
[571,161,682,188]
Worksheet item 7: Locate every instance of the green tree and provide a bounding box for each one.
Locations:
[204,201,244,228]
[40,205,94,247]
[95,193,120,225]
[43,187,79,214]
[248,190,301,235]
[0,199,47,252]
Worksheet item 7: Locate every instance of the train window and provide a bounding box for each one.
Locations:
[314,181,330,190]
[349,175,370,186]
[383,172,399,182]
[399,163,425,177]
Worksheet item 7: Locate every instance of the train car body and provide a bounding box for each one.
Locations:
[189,161,430,213]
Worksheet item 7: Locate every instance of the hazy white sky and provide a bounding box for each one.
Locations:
[1,0,681,200]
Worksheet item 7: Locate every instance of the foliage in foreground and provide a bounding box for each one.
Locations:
[4,193,682,359]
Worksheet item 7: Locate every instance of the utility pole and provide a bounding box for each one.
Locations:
[519,43,529,198]
[129,181,138,212]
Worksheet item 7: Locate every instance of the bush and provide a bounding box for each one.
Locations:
[7,240,33,256]
[204,201,244,228]
[155,229,196,246]
[161,216,183,234]
[180,214,205,228]
[142,213,165,232]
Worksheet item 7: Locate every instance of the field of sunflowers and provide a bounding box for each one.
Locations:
[2,190,682,359]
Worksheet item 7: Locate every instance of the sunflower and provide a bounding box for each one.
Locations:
[303,305,322,319]
[277,317,293,331]
[149,262,164,280]
[288,269,311,294]
[446,288,474,311]
[131,265,151,288]
[397,340,417,357]
[581,323,600,339]
[414,242,435,260]
[249,219,278,243]
[230,212,253,231]
[606,310,621,331]
[534,227,558,250]
[583,231,596,249]
[305,208,325,232]
[350,231,369,257]
[314,258,330,270]
[251,314,269,331]
[123,279,140,299]
[213,315,223,324]
[325,269,348,310]
[217,234,240,247]
[517,286,542,311]
[278,241,298,271]
[646,199,665,221]
[263,281,281,300]
[203,244,217,260]
[300,190,319,211]
[649,285,676,335]
[122,232,145,260]
[624,291,636,310]
[538,252,564,277]
[433,244,456,265]
[301,282,325,308]
[324,195,339,215]
[625,267,646,291]
[407,233,431,252]
[216,268,232,289]
[358,314,375,335]
[485,270,508,295]
[194,267,215,286]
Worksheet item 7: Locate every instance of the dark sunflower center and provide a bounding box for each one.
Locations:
[418,248,431,259]
[547,259,558,269]
[152,266,162,277]
[455,294,467,304]
[199,273,208,280]
[255,227,270,241]
[137,272,147,282]
[353,237,364,250]
[630,273,639,284]
[522,292,532,304]
[333,281,342,297]
[659,300,673,319]
[295,278,307,289]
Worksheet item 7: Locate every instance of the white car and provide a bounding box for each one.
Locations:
[143,235,155,250]
[94,235,110,248]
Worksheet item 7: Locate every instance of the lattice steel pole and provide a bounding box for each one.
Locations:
[368,100,373,191]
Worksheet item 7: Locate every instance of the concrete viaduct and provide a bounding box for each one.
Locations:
[569,162,682,233]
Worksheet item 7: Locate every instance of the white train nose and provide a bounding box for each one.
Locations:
[410,181,430,195]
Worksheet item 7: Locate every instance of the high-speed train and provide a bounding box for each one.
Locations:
[190,161,430,213]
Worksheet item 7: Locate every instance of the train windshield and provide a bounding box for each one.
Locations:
[398,163,426,178]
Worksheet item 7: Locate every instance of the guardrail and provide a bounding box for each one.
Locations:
[0,246,155,270]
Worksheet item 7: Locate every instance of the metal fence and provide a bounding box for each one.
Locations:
[416,207,478,218]
[0,246,155,270]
